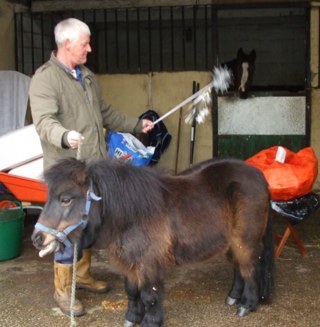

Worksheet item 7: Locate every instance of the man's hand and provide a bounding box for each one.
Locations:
[67,130,84,149]
[141,119,154,133]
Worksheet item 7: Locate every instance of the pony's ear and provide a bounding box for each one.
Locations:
[249,49,256,62]
[237,48,244,58]
[73,162,88,187]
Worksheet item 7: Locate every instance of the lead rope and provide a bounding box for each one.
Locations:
[70,140,83,327]
[70,242,78,327]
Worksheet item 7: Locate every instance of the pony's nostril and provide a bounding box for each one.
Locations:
[31,232,43,247]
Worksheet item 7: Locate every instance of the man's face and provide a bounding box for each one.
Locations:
[66,32,91,66]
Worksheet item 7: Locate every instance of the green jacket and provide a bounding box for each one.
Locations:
[29,52,139,170]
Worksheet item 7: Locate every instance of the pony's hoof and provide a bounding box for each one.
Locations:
[124,320,135,327]
[225,296,239,306]
[237,306,251,317]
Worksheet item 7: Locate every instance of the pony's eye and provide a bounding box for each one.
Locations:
[60,197,72,207]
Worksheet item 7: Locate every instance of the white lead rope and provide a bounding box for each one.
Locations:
[70,140,83,327]
[70,242,78,327]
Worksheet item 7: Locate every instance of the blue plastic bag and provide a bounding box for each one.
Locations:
[106,131,155,167]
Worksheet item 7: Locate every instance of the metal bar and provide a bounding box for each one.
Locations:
[190,81,200,166]
[104,8,108,72]
[304,6,311,146]
[20,13,25,73]
[211,6,218,157]
[137,8,141,71]
[204,5,208,69]
[30,14,35,72]
[159,7,163,71]
[80,10,85,21]
[317,8,320,88]
[50,14,55,51]
[40,13,45,64]
[148,7,152,72]
[115,8,119,70]
[170,6,174,70]
[182,6,186,70]
[126,8,130,71]
[93,9,98,72]
[193,5,197,70]
[14,13,19,71]
[318,7,320,88]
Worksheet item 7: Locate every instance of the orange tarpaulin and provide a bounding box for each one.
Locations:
[246,146,318,201]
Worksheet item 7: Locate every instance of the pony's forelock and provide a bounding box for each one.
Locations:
[44,157,87,190]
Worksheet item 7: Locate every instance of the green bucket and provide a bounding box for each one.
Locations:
[0,201,25,261]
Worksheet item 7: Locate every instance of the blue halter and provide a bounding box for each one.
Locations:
[35,181,101,248]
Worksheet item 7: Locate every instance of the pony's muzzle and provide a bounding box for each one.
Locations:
[31,230,61,257]
[31,230,44,249]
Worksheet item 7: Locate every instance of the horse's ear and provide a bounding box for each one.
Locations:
[249,49,256,62]
[237,48,244,58]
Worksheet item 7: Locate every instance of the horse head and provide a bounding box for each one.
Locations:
[224,48,256,99]
[31,158,101,257]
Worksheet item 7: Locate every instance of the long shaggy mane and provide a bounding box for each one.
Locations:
[87,158,169,230]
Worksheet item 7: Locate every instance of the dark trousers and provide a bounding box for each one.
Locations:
[54,232,93,264]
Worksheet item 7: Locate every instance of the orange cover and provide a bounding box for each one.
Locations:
[246,146,318,201]
[0,172,47,203]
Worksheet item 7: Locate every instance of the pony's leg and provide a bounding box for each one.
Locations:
[140,282,164,327]
[226,268,244,306]
[230,247,260,316]
[237,275,259,317]
[235,249,260,317]
[124,278,145,327]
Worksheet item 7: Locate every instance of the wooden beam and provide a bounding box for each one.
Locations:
[29,0,312,13]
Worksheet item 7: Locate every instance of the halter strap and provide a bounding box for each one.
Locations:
[35,220,87,248]
[35,180,101,248]
[85,180,102,215]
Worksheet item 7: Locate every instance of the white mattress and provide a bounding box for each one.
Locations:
[8,158,44,180]
[0,70,31,137]
[0,124,43,171]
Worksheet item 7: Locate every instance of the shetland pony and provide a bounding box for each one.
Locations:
[223,48,256,99]
[32,157,274,326]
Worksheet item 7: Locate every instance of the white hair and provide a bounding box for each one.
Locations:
[54,18,91,47]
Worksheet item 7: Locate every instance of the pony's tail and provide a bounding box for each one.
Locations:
[256,207,275,303]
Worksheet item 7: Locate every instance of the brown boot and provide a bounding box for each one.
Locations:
[76,249,110,293]
[53,261,84,316]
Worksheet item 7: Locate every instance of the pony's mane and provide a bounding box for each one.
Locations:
[87,158,169,227]
[44,157,87,194]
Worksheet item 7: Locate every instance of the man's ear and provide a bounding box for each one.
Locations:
[64,39,71,51]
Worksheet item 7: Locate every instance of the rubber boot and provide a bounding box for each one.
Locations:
[53,262,84,316]
[76,249,110,293]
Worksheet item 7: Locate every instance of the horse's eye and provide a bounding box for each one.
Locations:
[60,197,72,207]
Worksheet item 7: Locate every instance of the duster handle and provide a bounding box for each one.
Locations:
[153,80,214,124]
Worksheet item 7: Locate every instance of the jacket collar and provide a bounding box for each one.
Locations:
[49,51,91,80]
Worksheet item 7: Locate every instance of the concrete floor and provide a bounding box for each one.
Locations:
[1,210,320,327]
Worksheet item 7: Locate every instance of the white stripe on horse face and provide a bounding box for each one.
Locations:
[239,62,249,92]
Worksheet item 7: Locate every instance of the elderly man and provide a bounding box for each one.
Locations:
[29,17,153,316]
